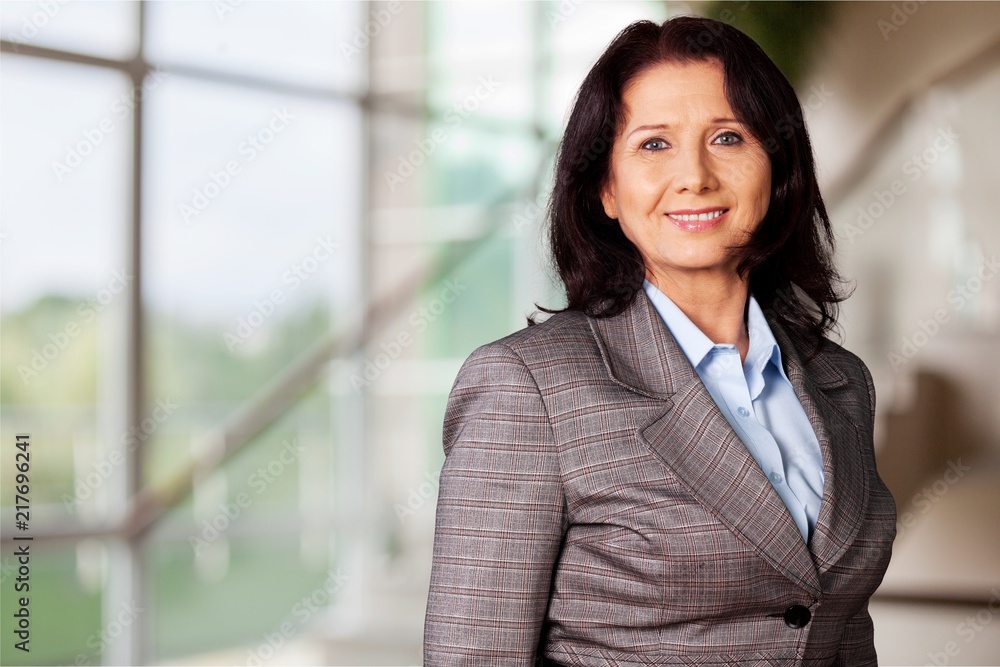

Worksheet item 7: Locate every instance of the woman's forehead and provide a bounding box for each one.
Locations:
[621,61,736,127]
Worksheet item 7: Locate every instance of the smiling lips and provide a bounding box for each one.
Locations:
[665,207,730,232]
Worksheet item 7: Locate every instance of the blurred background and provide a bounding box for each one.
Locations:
[0,1,998,665]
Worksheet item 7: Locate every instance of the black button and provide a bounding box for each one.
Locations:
[783,604,812,628]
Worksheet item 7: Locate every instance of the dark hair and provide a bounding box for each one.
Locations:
[543,16,845,345]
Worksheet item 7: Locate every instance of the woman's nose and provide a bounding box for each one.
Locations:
[672,144,718,194]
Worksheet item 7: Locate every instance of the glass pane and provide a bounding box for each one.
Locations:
[0,55,130,519]
[428,1,533,123]
[145,0,366,92]
[142,73,362,488]
[0,0,138,60]
[549,0,667,62]
[368,392,449,524]
[544,0,668,134]
[151,535,335,661]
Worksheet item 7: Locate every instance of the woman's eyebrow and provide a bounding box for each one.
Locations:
[627,123,670,139]
[626,118,743,140]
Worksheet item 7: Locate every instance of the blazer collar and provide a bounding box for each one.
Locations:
[767,315,848,392]
[589,289,850,398]
[588,291,697,400]
[768,315,869,574]
[587,291,865,593]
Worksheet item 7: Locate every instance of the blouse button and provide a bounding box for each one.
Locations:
[737,407,750,417]
[769,471,784,484]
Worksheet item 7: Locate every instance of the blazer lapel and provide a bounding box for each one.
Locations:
[590,294,821,595]
[769,319,869,575]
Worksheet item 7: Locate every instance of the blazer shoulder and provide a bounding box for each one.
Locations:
[443,313,593,455]
[819,336,877,412]
[464,309,598,369]
[816,336,872,383]
[815,335,865,366]
[779,322,870,385]
[789,332,876,422]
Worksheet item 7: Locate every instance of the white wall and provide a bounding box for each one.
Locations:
[803,3,1000,663]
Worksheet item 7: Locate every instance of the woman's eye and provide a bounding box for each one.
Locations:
[641,138,668,151]
[714,132,743,146]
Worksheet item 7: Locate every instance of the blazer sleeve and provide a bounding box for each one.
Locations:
[859,357,877,426]
[835,359,881,665]
[424,343,567,666]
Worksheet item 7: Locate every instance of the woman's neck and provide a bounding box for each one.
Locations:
[647,269,751,362]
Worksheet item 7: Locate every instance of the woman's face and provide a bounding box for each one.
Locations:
[601,59,771,285]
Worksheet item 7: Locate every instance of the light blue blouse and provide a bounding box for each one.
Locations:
[643,279,825,543]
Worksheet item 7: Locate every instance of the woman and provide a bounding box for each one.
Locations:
[424,16,895,666]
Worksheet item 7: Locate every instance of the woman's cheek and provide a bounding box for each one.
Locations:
[633,166,668,200]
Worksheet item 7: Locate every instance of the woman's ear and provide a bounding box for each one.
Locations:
[600,181,619,220]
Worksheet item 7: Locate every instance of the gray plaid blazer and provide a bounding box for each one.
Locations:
[424,292,896,666]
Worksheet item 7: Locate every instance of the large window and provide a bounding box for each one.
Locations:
[1,1,364,663]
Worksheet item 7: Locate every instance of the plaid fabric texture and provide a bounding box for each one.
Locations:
[424,293,896,666]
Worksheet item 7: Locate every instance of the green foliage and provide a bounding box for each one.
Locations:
[0,295,100,404]
[0,294,332,501]
[1,293,330,407]
[152,540,331,661]
[148,302,330,404]
[0,295,338,663]
[0,550,101,665]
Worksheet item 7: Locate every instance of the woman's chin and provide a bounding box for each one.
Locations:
[649,254,741,278]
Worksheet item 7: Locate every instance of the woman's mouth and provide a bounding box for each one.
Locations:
[665,207,729,231]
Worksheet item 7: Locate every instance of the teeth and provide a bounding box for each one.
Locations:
[670,210,725,221]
